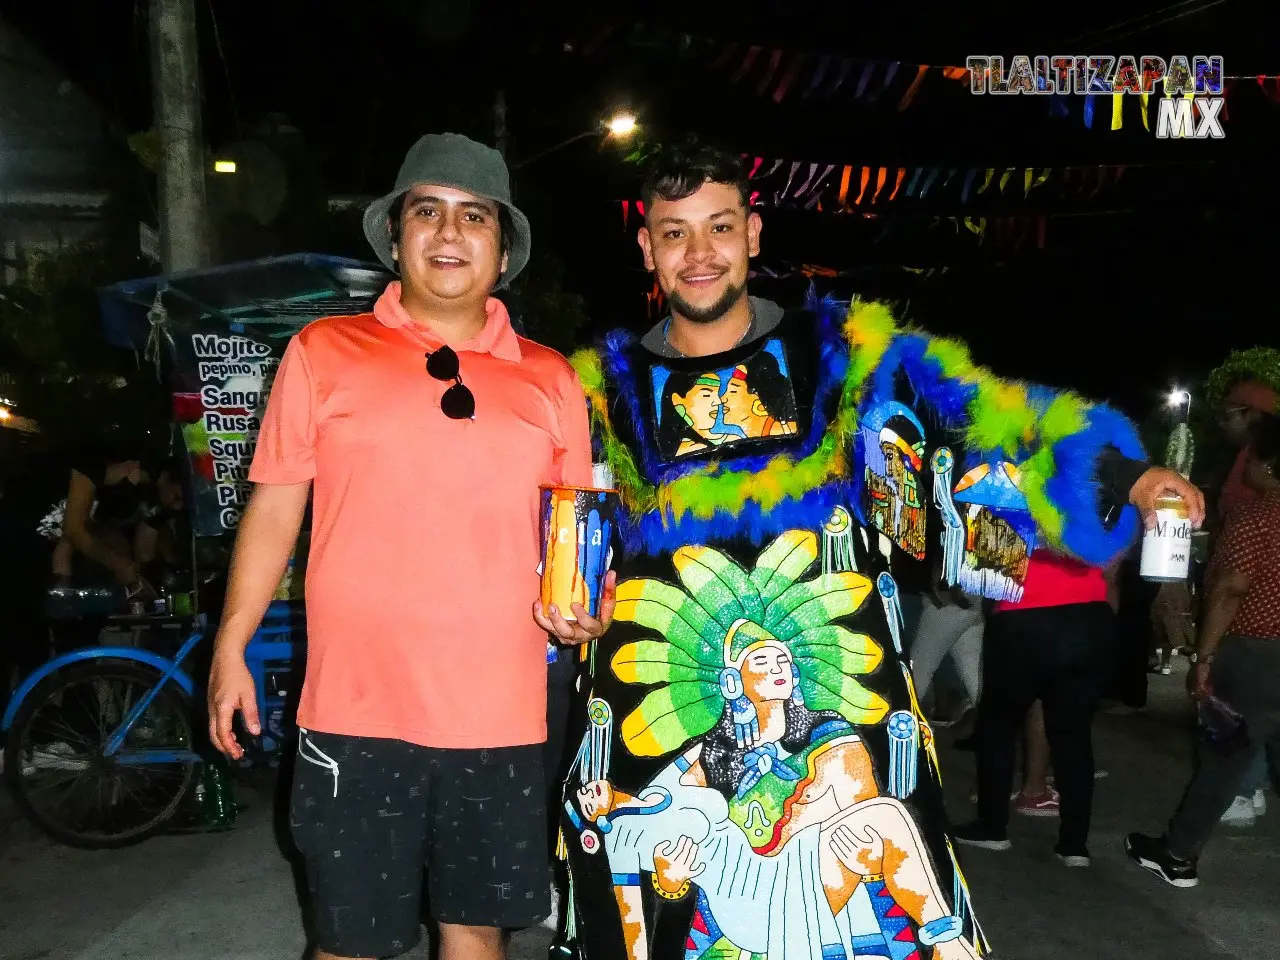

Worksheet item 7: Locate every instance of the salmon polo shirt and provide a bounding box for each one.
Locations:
[249,282,592,748]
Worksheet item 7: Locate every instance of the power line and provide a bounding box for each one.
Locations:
[1066,0,1231,47]
[204,0,242,138]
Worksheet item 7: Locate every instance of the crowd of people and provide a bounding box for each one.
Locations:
[1,132,1274,960]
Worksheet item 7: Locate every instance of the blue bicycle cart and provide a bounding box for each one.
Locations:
[2,603,302,849]
[0,256,388,848]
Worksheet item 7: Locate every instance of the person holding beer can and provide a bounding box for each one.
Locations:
[207,134,609,960]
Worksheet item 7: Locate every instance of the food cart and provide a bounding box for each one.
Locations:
[1,254,393,847]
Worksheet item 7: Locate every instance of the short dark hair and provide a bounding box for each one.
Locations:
[387,192,514,257]
[640,144,750,214]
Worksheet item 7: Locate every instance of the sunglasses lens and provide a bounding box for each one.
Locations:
[426,346,460,381]
[440,383,475,420]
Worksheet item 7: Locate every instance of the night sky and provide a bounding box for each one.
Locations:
[3,0,1275,417]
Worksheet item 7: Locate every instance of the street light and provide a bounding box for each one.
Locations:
[512,112,640,170]
[606,113,637,137]
[1167,387,1192,421]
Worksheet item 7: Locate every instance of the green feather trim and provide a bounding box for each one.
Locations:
[570,347,604,392]
[576,302,899,522]
[922,335,1100,549]
[571,348,658,514]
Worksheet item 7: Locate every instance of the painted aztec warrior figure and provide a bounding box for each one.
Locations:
[550,146,1203,960]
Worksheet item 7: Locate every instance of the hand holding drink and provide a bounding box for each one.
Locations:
[533,476,618,645]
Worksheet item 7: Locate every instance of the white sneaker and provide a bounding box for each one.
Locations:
[1253,789,1267,817]
[541,882,561,930]
[1221,795,1257,826]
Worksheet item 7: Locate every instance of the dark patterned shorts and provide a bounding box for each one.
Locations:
[291,729,549,958]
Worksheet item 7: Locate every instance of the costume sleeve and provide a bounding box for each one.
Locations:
[847,302,1148,566]
[248,336,317,484]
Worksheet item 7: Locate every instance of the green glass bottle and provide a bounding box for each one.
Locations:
[199,756,238,830]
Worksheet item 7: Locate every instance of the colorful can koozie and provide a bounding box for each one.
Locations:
[540,486,617,621]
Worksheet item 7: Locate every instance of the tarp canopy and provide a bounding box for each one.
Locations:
[95,254,393,537]
[96,253,393,352]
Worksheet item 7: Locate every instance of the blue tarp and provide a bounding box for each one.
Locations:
[96,253,393,351]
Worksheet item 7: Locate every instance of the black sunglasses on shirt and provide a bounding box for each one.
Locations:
[425,346,475,420]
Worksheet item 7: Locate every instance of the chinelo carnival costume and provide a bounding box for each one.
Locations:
[552,294,1153,960]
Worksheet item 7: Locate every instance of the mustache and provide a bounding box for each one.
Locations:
[677,265,729,280]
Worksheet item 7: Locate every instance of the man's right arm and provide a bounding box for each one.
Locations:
[207,482,309,758]
[208,334,318,758]
[214,481,310,655]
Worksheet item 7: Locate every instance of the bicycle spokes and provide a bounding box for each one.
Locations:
[11,665,198,845]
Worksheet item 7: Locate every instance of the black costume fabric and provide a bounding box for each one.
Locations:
[556,299,1148,960]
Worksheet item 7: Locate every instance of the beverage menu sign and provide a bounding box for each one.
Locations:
[170,324,286,537]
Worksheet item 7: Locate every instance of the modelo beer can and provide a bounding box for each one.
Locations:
[1140,496,1192,582]
[540,486,617,621]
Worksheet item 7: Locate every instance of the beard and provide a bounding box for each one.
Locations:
[666,278,748,325]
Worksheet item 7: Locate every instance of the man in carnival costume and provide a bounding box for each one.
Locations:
[547,145,1204,960]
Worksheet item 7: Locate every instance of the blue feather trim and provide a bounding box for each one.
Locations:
[1048,403,1145,565]
[598,298,1146,569]
[625,484,855,556]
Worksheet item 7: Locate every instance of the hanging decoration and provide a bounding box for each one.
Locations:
[680,155,1122,213]
[565,25,1280,135]
[747,262,954,282]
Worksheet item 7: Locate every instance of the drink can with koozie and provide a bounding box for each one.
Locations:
[1140,496,1192,582]
[539,486,617,621]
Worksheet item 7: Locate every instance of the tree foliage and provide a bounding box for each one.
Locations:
[0,143,169,450]
[509,247,590,354]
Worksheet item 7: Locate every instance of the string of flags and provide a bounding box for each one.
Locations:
[745,158,1071,209]
[615,160,1130,224]
[750,262,953,281]
[705,43,1279,133]
[568,25,1280,135]
[621,195,1066,249]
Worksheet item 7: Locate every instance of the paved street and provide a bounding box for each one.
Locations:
[2,663,1276,960]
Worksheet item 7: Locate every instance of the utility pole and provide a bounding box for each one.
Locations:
[150,0,209,272]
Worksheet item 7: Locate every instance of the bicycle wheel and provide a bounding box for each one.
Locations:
[4,660,199,848]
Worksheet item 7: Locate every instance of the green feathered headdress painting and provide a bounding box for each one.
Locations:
[610,530,889,757]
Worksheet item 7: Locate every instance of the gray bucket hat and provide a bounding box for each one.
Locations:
[362,133,531,288]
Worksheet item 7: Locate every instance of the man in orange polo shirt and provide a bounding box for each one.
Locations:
[206,133,610,960]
